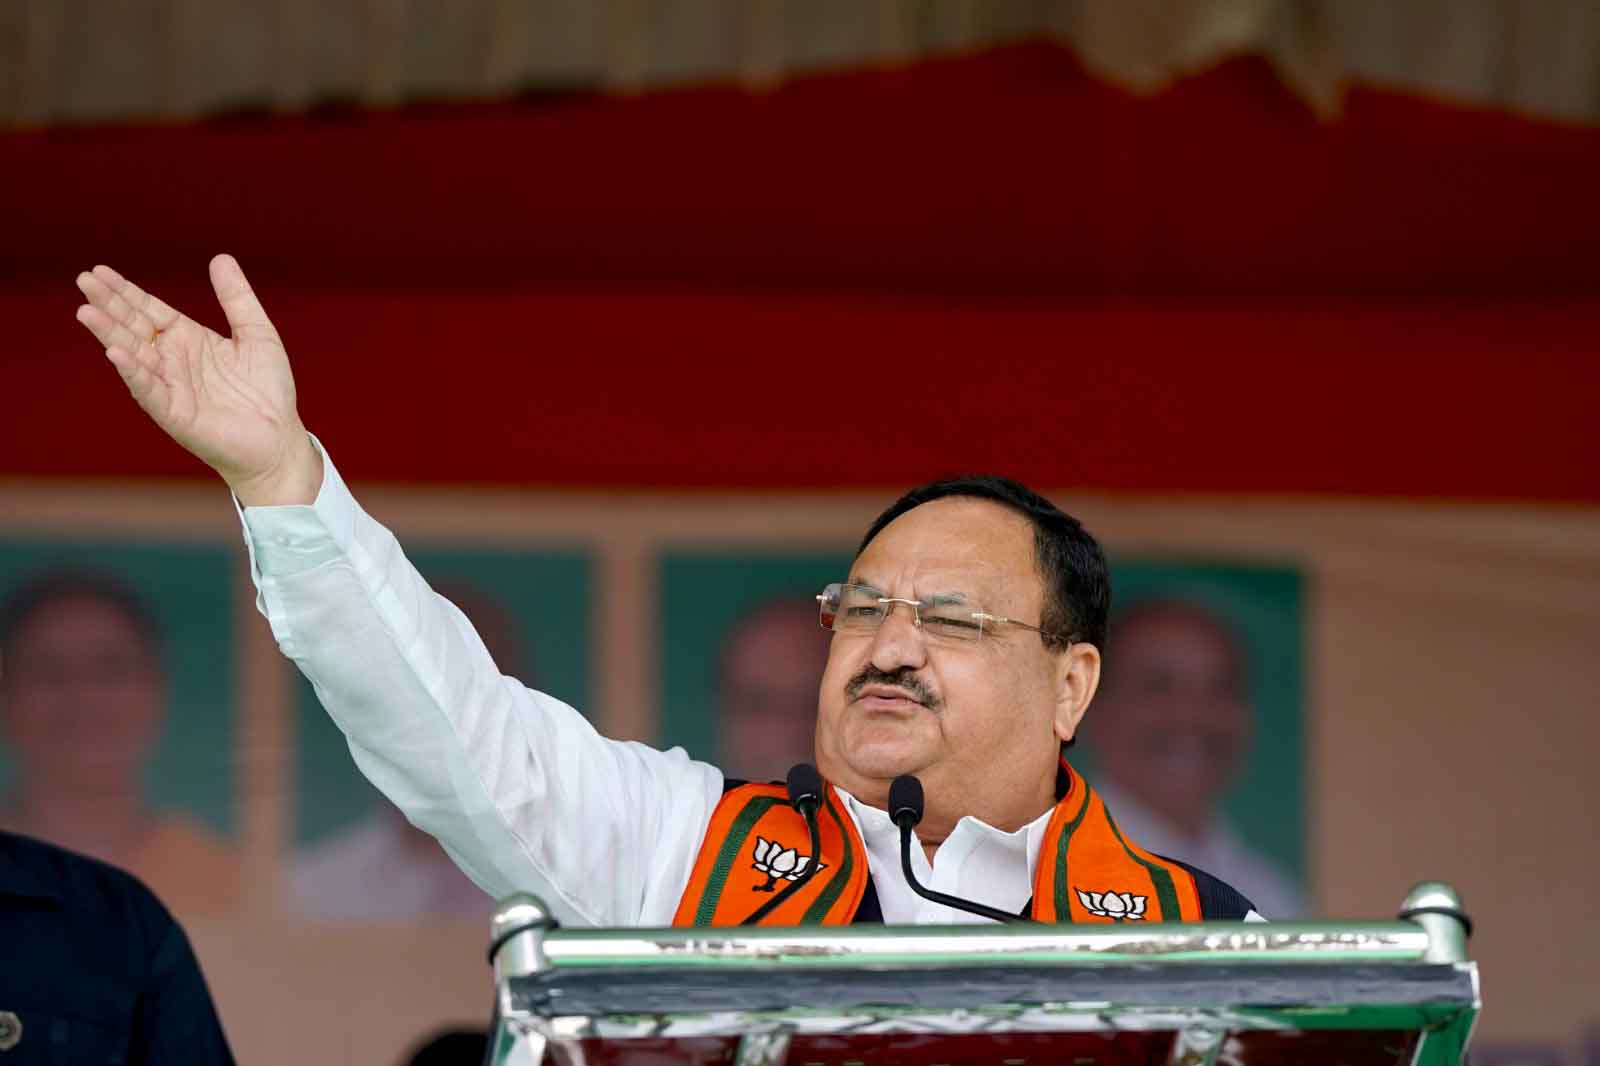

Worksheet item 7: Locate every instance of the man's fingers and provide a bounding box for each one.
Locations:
[76,303,147,355]
[105,344,167,413]
[75,302,119,347]
[91,263,130,289]
[92,263,183,330]
[209,254,277,341]
[77,271,159,342]
[87,266,146,324]
[76,270,117,313]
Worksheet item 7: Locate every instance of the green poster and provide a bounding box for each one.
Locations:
[1078,559,1306,903]
[657,551,850,773]
[0,538,236,834]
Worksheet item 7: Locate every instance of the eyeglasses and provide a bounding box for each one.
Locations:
[816,582,1048,644]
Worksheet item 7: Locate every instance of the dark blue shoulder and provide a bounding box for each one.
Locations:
[0,830,176,952]
[1159,854,1260,920]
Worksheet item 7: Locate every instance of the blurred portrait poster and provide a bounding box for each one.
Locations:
[0,538,239,914]
[1076,560,1306,918]
[658,551,848,783]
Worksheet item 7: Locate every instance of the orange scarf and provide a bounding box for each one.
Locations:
[673,762,1203,926]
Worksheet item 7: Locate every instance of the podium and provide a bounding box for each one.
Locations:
[485,883,1478,1066]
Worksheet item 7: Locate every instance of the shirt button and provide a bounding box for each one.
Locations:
[0,1010,22,1051]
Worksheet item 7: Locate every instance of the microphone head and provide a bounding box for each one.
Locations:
[786,763,824,812]
[888,774,924,829]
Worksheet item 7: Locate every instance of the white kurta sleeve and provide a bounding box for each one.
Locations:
[238,438,723,927]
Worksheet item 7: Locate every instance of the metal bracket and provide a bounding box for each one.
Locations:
[486,1024,547,1066]
[1169,1027,1227,1066]
[1399,882,1471,963]
[733,1028,793,1066]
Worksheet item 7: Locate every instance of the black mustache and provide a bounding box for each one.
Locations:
[846,666,939,709]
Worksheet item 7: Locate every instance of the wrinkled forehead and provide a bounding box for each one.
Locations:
[850,498,1040,604]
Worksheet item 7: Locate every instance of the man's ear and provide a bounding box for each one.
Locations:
[1052,642,1101,745]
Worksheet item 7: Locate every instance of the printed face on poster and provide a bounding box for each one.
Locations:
[657,550,850,785]
[0,538,238,913]
[1074,560,1306,917]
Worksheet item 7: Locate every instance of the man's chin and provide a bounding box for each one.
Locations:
[838,736,932,783]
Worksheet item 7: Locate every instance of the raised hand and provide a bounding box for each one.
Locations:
[74,255,322,505]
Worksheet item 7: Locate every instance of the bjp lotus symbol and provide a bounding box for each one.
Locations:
[751,835,826,892]
[1075,887,1148,921]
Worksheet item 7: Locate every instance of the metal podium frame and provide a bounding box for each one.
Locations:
[485,882,1478,1065]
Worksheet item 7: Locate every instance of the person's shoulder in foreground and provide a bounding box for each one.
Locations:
[0,830,234,1065]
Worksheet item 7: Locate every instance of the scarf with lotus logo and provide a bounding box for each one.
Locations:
[672,760,1205,926]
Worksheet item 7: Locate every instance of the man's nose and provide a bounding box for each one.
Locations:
[867,602,927,673]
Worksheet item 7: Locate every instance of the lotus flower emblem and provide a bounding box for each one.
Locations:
[1075,887,1148,921]
[750,835,826,892]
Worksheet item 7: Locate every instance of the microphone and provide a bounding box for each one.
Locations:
[740,764,826,925]
[889,774,1035,924]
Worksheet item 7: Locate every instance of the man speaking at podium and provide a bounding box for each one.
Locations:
[72,257,1264,928]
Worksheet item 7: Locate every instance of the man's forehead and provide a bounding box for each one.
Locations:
[851,498,1036,589]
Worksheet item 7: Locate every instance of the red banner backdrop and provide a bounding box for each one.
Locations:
[5,45,1596,499]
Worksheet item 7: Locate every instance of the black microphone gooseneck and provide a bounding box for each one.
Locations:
[889,774,1035,924]
[740,763,826,925]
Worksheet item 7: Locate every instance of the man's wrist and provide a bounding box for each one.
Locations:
[231,429,324,507]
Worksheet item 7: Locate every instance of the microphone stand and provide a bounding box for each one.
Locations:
[891,774,1034,925]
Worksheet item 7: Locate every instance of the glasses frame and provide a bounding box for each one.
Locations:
[816,582,1049,643]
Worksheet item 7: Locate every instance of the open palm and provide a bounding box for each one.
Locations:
[75,255,309,494]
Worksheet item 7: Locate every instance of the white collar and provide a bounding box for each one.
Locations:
[832,785,1056,880]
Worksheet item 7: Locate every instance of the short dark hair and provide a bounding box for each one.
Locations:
[856,475,1110,652]
[0,570,163,664]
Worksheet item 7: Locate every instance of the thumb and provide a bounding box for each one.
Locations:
[208,253,278,342]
